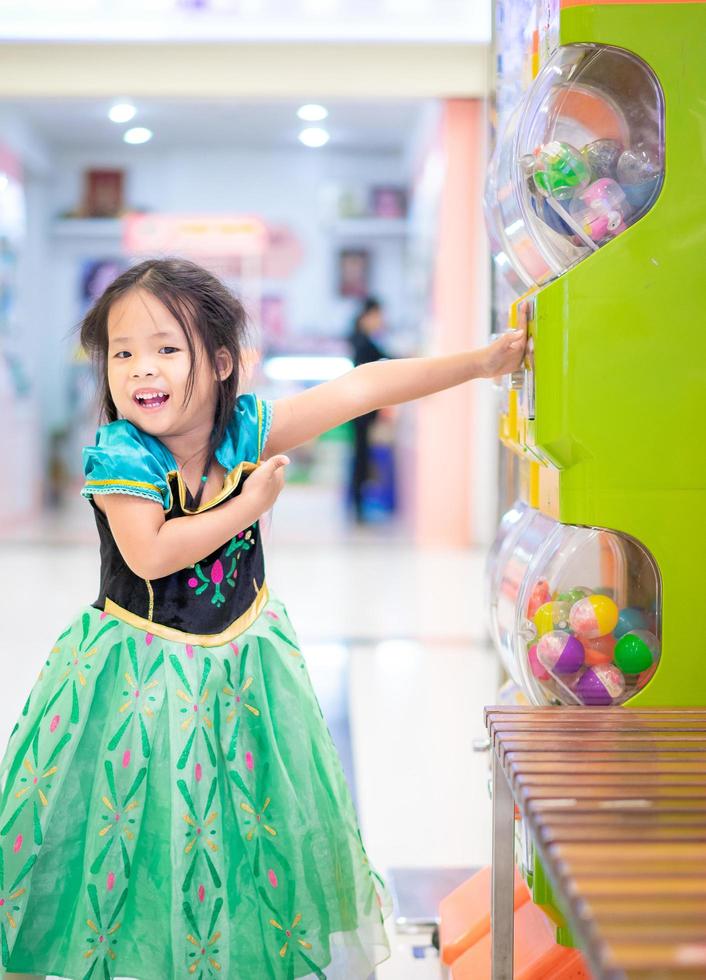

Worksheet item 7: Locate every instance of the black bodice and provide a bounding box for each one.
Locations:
[92,469,265,639]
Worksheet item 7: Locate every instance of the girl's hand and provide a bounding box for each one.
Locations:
[240,454,290,514]
[478,328,527,379]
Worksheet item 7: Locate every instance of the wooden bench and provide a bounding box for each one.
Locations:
[485,707,706,979]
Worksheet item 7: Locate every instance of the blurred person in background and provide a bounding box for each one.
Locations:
[348,296,389,522]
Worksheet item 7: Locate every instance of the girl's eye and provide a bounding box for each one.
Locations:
[160,346,179,354]
[114,351,131,359]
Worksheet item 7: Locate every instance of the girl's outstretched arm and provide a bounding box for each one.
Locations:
[264,328,526,457]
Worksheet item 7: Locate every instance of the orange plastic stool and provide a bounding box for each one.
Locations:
[450,897,593,980]
[439,865,530,966]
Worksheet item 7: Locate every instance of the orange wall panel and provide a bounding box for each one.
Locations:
[414,99,488,547]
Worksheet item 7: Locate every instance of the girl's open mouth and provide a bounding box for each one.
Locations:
[133,390,170,411]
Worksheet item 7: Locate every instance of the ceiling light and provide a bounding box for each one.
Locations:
[124,127,153,145]
[109,102,137,124]
[297,104,328,122]
[298,127,330,149]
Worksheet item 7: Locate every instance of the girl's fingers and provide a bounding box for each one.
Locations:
[269,455,290,469]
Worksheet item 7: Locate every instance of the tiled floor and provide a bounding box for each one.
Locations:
[0,485,499,979]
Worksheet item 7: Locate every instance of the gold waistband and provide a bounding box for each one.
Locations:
[104,581,270,648]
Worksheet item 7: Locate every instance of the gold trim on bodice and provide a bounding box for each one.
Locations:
[104,581,270,647]
[165,460,258,515]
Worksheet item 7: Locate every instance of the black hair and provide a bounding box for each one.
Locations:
[352,295,382,336]
[79,257,249,463]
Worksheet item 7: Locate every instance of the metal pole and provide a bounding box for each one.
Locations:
[491,746,515,980]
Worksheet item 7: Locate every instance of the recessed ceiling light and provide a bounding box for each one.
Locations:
[124,127,153,145]
[297,104,328,122]
[109,102,137,124]
[298,127,330,148]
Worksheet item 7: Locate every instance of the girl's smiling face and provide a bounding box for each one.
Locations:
[107,288,222,439]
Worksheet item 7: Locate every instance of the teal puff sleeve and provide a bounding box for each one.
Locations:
[82,420,171,507]
[215,394,274,470]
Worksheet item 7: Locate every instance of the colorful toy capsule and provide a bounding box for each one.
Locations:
[527,644,551,681]
[569,177,630,244]
[533,601,572,637]
[532,141,591,201]
[614,629,660,674]
[616,146,662,214]
[622,175,661,212]
[535,196,576,237]
[576,664,626,706]
[581,139,623,180]
[583,633,616,667]
[616,146,660,186]
[614,607,650,640]
[555,586,592,605]
[527,579,552,620]
[537,631,585,675]
[569,594,619,639]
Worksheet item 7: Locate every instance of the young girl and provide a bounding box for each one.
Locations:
[0,258,525,980]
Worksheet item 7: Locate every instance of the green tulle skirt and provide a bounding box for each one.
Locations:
[0,596,391,979]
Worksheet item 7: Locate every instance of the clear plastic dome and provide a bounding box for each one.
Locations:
[488,506,662,705]
[485,43,665,289]
[485,101,553,293]
[486,499,530,654]
[488,505,559,684]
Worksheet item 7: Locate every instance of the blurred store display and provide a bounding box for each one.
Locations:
[0,144,41,530]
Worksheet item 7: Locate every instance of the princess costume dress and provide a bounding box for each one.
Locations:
[0,394,390,980]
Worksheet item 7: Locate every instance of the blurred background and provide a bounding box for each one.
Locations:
[0,3,501,977]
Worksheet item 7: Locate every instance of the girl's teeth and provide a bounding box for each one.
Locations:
[136,392,169,408]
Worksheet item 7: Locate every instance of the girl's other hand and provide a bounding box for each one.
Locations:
[478,328,527,379]
[240,454,290,514]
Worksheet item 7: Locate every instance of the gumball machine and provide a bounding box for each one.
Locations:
[484,13,706,714]
[439,2,706,974]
